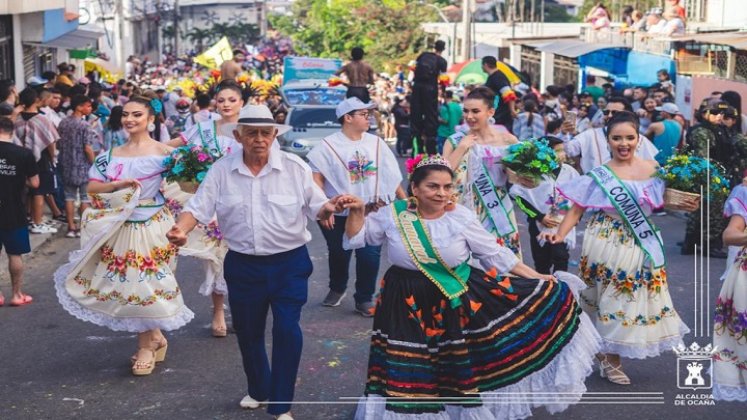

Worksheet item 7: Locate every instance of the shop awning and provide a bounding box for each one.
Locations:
[534,39,629,58]
[670,32,747,50]
[44,26,105,49]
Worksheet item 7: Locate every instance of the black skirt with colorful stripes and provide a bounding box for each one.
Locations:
[355,265,601,419]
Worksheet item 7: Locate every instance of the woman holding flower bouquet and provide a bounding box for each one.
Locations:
[164,79,245,338]
[54,96,193,376]
[540,111,690,385]
[442,86,522,258]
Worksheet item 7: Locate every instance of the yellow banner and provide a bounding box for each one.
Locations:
[193,37,233,70]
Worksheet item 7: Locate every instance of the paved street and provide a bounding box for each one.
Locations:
[1,201,742,419]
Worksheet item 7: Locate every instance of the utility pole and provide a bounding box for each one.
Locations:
[461,0,471,61]
[174,0,179,56]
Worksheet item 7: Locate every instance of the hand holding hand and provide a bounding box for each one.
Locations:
[538,231,562,245]
[336,194,366,212]
[166,225,187,247]
[541,215,560,228]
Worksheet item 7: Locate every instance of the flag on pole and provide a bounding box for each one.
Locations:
[193,37,233,69]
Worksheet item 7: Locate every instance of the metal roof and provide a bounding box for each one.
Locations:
[670,32,747,50]
[44,26,105,50]
[533,39,630,58]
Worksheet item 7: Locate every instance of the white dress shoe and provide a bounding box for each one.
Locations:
[276,413,294,420]
[239,395,266,409]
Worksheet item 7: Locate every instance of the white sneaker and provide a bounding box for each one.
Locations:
[276,413,294,420]
[239,395,266,409]
[30,223,57,234]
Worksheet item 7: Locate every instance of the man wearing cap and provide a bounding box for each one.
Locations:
[681,99,731,257]
[166,104,340,420]
[307,97,405,315]
[645,102,682,166]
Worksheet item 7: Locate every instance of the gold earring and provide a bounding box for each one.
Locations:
[407,196,418,212]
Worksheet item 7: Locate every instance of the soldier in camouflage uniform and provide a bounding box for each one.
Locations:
[681,100,733,258]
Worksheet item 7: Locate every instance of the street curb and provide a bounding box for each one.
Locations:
[0,227,65,283]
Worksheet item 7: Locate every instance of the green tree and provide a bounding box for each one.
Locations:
[269,0,437,71]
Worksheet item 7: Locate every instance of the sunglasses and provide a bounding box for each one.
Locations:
[603,109,620,116]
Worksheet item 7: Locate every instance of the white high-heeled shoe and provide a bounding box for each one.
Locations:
[599,356,631,385]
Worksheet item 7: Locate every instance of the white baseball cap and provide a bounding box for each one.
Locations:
[27,76,48,86]
[335,97,376,119]
[655,103,680,115]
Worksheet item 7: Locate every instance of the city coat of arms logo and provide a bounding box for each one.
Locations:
[673,342,717,390]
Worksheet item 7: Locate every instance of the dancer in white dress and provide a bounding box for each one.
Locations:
[541,111,689,385]
[165,79,244,337]
[443,86,522,258]
[338,157,601,419]
[714,183,747,401]
[54,96,193,376]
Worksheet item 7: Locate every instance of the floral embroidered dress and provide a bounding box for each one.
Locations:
[346,204,601,420]
[447,134,522,258]
[162,120,239,296]
[713,185,747,401]
[54,152,193,332]
[558,175,689,358]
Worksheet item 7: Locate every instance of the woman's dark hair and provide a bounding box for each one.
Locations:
[408,164,455,196]
[465,86,495,108]
[605,110,640,137]
[523,98,538,126]
[126,95,156,116]
[351,47,364,61]
[214,79,245,102]
[107,106,123,130]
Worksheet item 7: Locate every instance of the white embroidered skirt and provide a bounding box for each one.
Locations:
[578,212,689,358]
[54,187,193,332]
[163,182,228,296]
[713,246,747,401]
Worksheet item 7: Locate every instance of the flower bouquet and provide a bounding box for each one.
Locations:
[501,138,559,188]
[163,144,223,193]
[657,154,730,212]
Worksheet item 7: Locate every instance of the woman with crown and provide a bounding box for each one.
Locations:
[713,180,747,401]
[163,79,245,338]
[336,154,601,419]
[443,86,523,259]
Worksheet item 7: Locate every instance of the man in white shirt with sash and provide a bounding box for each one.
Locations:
[167,105,339,420]
[565,97,659,174]
[308,97,406,316]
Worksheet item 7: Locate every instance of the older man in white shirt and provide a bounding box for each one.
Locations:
[167,105,338,420]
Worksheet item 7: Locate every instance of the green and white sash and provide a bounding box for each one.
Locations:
[473,163,516,236]
[589,166,665,268]
[197,121,220,153]
[393,200,470,308]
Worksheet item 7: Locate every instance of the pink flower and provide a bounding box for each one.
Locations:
[406,155,424,174]
[197,153,208,162]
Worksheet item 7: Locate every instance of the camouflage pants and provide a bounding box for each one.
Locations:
[682,196,727,251]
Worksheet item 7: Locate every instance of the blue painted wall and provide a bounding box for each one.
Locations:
[42,9,79,43]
